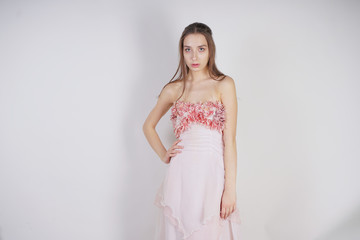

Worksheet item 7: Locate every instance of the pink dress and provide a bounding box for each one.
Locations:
[154,100,241,240]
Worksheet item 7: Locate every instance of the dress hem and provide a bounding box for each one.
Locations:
[154,191,241,239]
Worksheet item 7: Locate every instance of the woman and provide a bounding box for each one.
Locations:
[143,22,241,240]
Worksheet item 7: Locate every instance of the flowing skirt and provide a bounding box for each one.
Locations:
[154,124,241,240]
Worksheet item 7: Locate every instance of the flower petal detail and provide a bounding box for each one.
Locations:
[170,100,225,138]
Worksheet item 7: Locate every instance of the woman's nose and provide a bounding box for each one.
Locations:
[192,52,197,60]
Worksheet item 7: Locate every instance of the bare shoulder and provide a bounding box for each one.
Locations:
[218,75,236,97]
[159,79,183,105]
[170,79,184,89]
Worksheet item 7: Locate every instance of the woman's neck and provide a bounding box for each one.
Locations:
[187,68,210,82]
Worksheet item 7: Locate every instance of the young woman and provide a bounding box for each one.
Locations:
[143,22,241,240]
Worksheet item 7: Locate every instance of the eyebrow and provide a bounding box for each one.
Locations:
[183,45,207,48]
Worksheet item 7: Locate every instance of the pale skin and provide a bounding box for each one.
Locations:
[143,33,238,220]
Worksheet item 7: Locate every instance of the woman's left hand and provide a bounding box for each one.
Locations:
[220,188,236,219]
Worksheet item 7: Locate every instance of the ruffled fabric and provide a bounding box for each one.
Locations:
[170,100,226,139]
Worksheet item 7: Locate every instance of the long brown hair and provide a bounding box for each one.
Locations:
[157,22,226,105]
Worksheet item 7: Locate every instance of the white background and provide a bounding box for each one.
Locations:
[0,0,359,239]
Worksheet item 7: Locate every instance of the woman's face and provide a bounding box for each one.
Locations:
[183,33,209,72]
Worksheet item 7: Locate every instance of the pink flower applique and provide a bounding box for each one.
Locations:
[170,100,226,138]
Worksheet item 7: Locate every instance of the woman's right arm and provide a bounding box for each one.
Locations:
[142,83,183,163]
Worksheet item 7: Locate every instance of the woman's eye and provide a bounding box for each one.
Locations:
[199,48,205,51]
[185,48,190,52]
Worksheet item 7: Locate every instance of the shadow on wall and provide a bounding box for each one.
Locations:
[119,6,177,240]
[315,204,360,240]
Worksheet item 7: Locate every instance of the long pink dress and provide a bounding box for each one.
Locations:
[154,100,241,240]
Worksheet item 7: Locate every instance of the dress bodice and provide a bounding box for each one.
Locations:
[170,100,226,138]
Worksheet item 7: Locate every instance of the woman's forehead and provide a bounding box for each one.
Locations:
[183,33,207,46]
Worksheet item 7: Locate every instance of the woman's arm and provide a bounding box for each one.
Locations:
[142,83,176,162]
[220,76,238,192]
[219,76,238,219]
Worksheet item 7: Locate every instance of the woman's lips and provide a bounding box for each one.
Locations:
[191,64,200,67]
